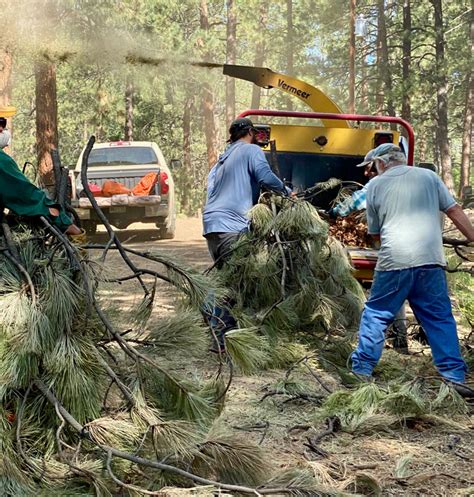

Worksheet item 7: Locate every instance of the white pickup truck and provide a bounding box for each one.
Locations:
[70,141,177,238]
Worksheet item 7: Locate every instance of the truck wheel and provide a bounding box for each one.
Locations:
[82,221,97,235]
[156,216,176,240]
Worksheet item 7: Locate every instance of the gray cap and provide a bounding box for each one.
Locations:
[356,148,378,168]
[356,143,405,167]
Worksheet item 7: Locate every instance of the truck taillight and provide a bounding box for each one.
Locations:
[160,171,169,195]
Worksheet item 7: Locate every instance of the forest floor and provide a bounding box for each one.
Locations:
[95,217,474,497]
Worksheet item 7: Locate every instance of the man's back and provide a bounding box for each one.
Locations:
[366,166,455,270]
[203,141,285,235]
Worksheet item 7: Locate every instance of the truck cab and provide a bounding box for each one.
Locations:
[71,141,176,238]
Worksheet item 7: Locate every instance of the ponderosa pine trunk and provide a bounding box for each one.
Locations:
[225,0,237,127]
[0,47,12,108]
[286,0,294,111]
[430,0,455,192]
[182,96,193,215]
[348,0,356,114]
[401,0,412,131]
[200,0,219,169]
[459,8,473,196]
[250,4,268,110]
[124,79,134,141]
[376,0,395,120]
[35,59,58,194]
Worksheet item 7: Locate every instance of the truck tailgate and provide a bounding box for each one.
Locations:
[74,194,162,208]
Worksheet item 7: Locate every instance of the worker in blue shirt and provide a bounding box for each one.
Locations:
[203,117,289,347]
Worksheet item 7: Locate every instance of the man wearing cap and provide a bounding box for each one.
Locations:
[329,148,409,352]
[203,117,289,344]
[0,131,82,236]
[351,143,474,396]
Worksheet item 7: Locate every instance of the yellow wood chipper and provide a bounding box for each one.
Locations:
[224,64,416,285]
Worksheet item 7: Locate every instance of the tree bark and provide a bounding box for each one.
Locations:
[401,0,412,131]
[182,96,193,215]
[376,0,395,122]
[430,0,455,192]
[286,0,294,111]
[225,0,237,127]
[250,4,268,110]
[35,59,58,194]
[459,8,473,196]
[349,0,356,114]
[124,79,134,141]
[200,0,219,169]
[0,47,12,108]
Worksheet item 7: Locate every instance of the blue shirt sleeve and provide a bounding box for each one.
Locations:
[435,175,456,212]
[248,145,287,194]
[366,183,380,235]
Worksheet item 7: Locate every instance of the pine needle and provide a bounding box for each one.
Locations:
[224,328,270,373]
[393,454,413,479]
[249,203,274,236]
[432,382,468,415]
[144,369,216,424]
[145,311,208,355]
[340,472,382,496]
[87,415,142,451]
[152,420,202,459]
[382,381,427,416]
[193,434,271,486]
[143,251,222,308]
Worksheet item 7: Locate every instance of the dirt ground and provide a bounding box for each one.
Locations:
[95,217,474,497]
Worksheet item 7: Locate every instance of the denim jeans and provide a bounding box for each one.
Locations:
[352,265,467,382]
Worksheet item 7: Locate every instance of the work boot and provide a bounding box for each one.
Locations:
[412,325,429,345]
[390,320,409,354]
[444,380,474,399]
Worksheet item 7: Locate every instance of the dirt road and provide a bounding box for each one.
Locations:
[95,216,210,267]
[92,216,211,313]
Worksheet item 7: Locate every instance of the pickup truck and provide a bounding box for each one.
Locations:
[70,141,177,238]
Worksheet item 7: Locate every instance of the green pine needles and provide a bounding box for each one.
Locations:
[216,195,365,355]
[0,224,271,495]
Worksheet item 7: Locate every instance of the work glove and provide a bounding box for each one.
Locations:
[68,228,88,246]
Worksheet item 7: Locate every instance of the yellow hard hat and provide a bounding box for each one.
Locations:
[0,106,17,118]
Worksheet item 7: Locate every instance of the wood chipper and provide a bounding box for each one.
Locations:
[224,65,415,285]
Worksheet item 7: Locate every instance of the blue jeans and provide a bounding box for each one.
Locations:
[352,265,467,383]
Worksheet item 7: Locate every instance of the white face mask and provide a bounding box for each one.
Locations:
[0,129,11,149]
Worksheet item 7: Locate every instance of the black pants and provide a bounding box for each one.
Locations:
[204,232,240,336]
[205,232,240,268]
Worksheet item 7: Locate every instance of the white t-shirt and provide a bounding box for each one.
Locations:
[366,165,456,271]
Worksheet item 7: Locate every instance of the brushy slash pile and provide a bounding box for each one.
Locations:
[215,194,365,371]
[0,226,274,495]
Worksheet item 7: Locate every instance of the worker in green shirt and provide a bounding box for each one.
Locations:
[0,129,81,236]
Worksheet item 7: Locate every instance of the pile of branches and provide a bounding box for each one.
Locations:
[214,193,366,369]
[2,138,329,496]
